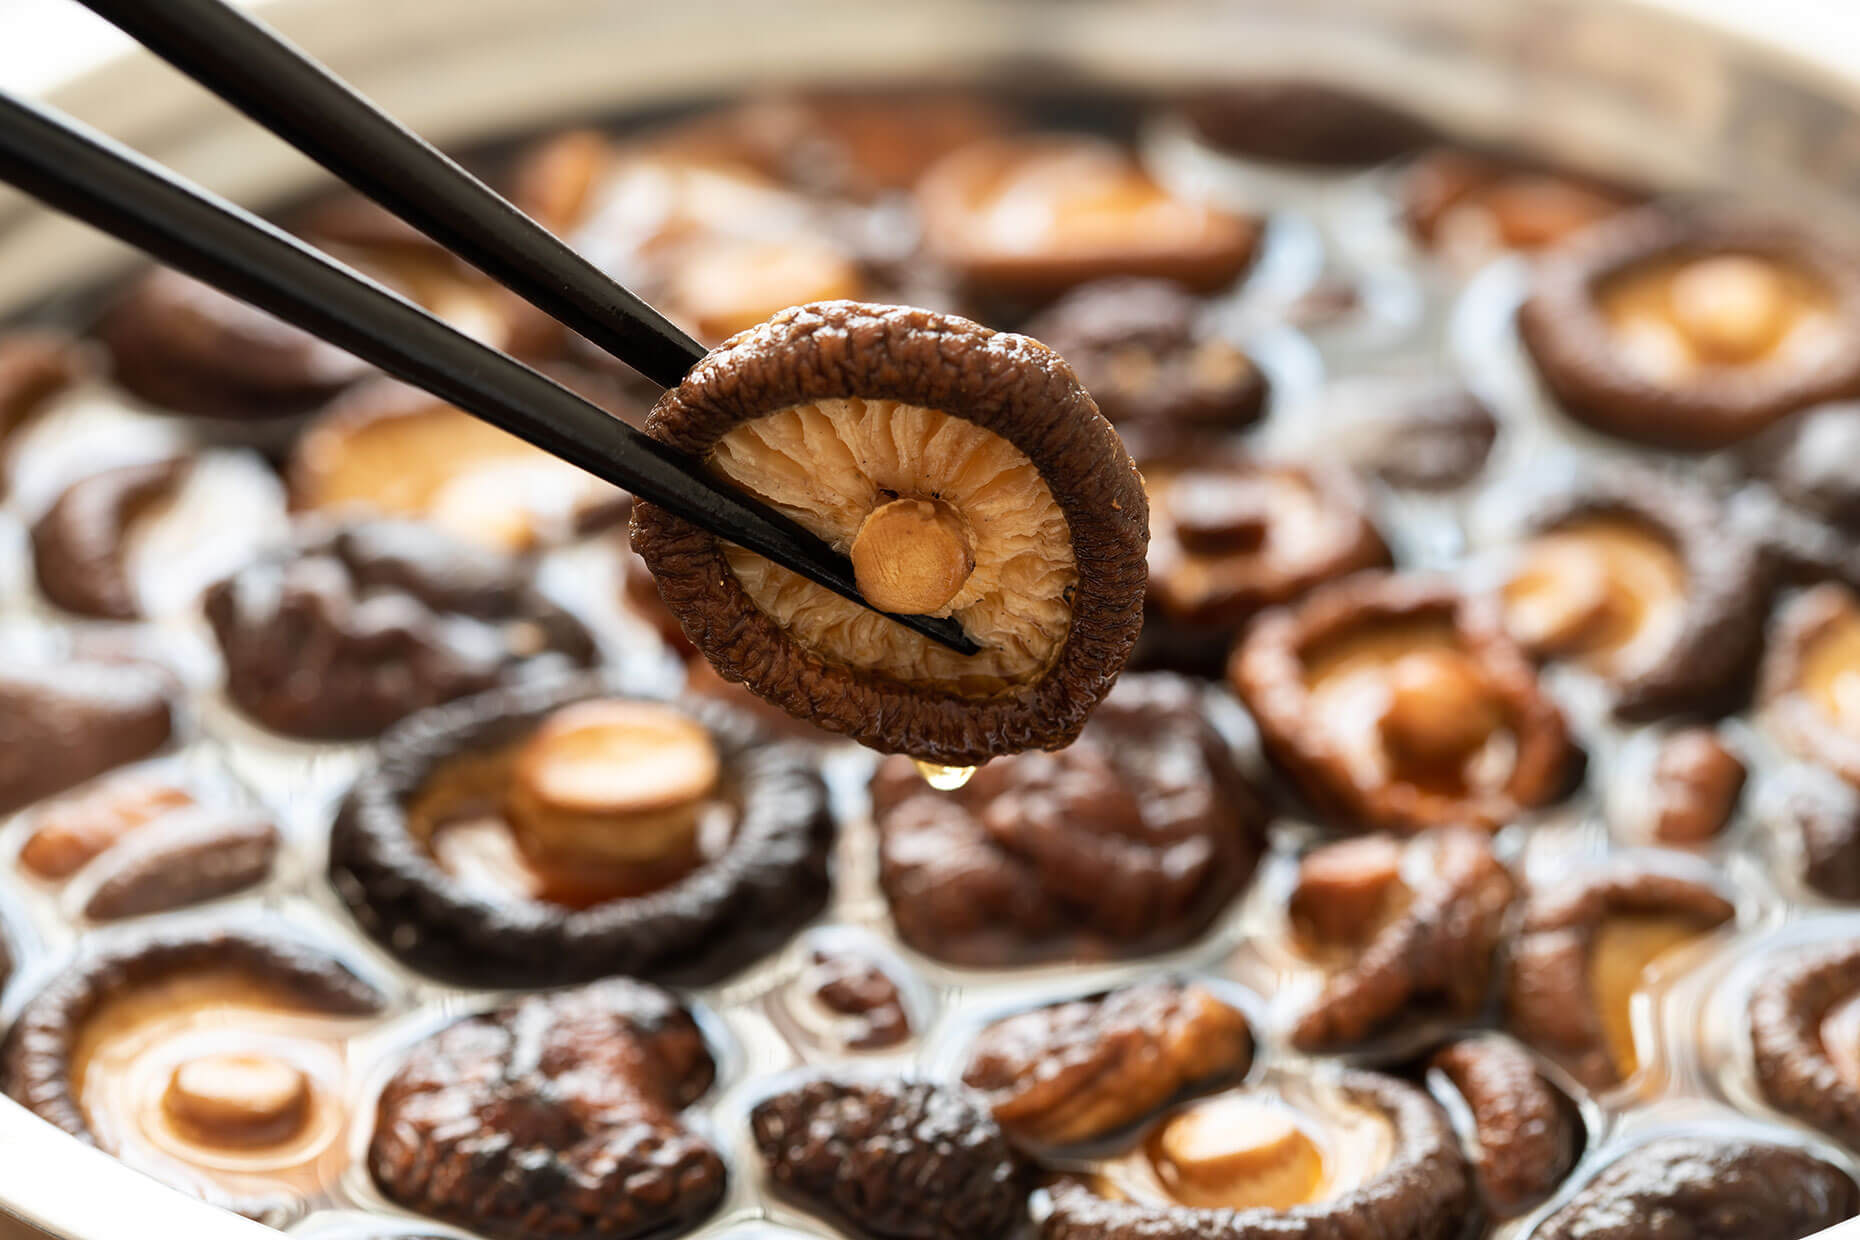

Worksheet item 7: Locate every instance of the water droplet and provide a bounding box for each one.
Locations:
[912,760,976,791]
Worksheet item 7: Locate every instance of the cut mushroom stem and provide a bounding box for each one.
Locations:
[850,497,976,616]
[162,1052,311,1148]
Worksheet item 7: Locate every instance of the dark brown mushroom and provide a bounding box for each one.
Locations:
[1762,583,1860,785]
[1429,1035,1580,1217]
[0,661,175,816]
[1499,473,1769,721]
[961,980,1253,1145]
[370,978,724,1240]
[329,674,833,986]
[1748,400,1860,528]
[203,519,595,741]
[630,301,1148,765]
[1289,828,1516,1051]
[915,135,1260,300]
[1504,862,1734,1091]
[1533,1135,1857,1240]
[796,949,912,1051]
[1751,940,1860,1150]
[1137,460,1389,677]
[0,330,84,451]
[1229,572,1576,833]
[872,672,1264,966]
[1776,772,1860,902]
[80,808,278,920]
[1646,728,1747,845]
[1180,83,1440,167]
[31,457,190,619]
[751,1076,1024,1240]
[1041,1070,1474,1240]
[1519,211,1860,449]
[1306,377,1499,492]
[1403,149,1636,255]
[0,929,385,1224]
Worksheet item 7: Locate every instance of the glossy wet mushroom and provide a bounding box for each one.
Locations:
[751,1075,1024,1240]
[369,978,725,1240]
[871,672,1264,965]
[1041,1069,1474,1240]
[1751,940,1860,1149]
[1762,584,1860,786]
[630,300,1149,765]
[1498,473,1769,721]
[960,980,1254,1146]
[1533,1135,1856,1240]
[0,661,175,817]
[1519,211,1860,449]
[789,948,913,1051]
[203,519,595,741]
[1504,861,1734,1091]
[1229,572,1576,833]
[1138,460,1389,677]
[1287,828,1516,1051]
[1427,1035,1580,1218]
[0,929,386,1224]
[329,674,833,985]
[31,457,191,619]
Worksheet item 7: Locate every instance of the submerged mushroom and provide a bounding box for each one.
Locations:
[1428,1035,1580,1217]
[1751,940,1860,1149]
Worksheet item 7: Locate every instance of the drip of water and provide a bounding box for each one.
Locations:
[912,760,977,790]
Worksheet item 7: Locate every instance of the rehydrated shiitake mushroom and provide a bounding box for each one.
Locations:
[1749,400,1860,529]
[0,929,386,1223]
[1288,828,1516,1051]
[961,980,1254,1145]
[1776,771,1860,902]
[915,135,1261,301]
[1041,1069,1474,1240]
[330,673,833,985]
[1504,861,1735,1091]
[98,269,372,420]
[1138,460,1389,677]
[31,457,190,620]
[0,661,175,817]
[1024,278,1268,461]
[0,330,84,450]
[1428,1035,1580,1218]
[1403,149,1636,256]
[288,374,633,551]
[1762,584,1860,786]
[792,948,913,1051]
[1179,82,1440,168]
[1519,210,1860,449]
[1297,376,1499,492]
[751,1075,1024,1240]
[630,301,1148,765]
[871,672,1264,965]
[370,978,725,1240]
[1498,473,1769,721]
[1643,727,1747,845]
[1533,1135,1858,1240]
[1751,940,1860,1149]
[1229,572,1576,833]
[203,519,595,741]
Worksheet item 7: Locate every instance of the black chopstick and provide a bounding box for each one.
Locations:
[73,0,708,390]
[0,88,982,655]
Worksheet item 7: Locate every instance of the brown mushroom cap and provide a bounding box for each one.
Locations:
[1180,83,1440,168]
[31,457,190,620]
[1229,572,1575,833]
[1762,583,1860,785]
[631,301,1148,765]
[0,661,175,817]
[1519,211,1860,450]
[1404,148,1636,255]
[1751,940,1860,1149]
[1429,1035,1580,1217]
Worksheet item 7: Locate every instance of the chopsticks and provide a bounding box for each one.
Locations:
[0,6,980,657]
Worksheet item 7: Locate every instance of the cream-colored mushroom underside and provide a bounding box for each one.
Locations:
[711,397,1077,692]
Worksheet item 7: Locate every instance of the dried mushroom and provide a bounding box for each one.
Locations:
[0,661,175,816]
[1230,572,1575,833]
[1499,474,1768,721]
[1646,728,1747,844]
[961,980,1254,1145]
[794,949,912,1051]
[916,135,1260,300]
[1303,376,1498,492]
[1289,828,1516,1051]
[1504,862,1734,1091]
[1042,1069,1473,1240]
[1534,1135,1857,1240]
[1778,772,1860,902]
[0,330,83,448]
[31,457,190,619]
[1520,211,1860,449]
[872,672,1264,965]
[1138,460,1389,678]
[1428,1035,1579,1217]
[330,674,832,985]
[288,375,633,551]
[1762,584,1860,785]
[1180,83,1439,167]
[630,301,1148,765]
[1024,278,1268,461]
[203,519,594,740]
[99,269,370,419]
[370,979,723,1240]
[1751,940,1860,1149]
[751,1075,1023,1240]
[1750,400,1860,528]
[1404,149,1635,256]
[0,929,386,1223]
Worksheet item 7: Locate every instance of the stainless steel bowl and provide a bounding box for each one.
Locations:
[3,2,1860,1237]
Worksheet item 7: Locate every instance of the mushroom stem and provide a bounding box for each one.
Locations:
[850,498,976,616]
